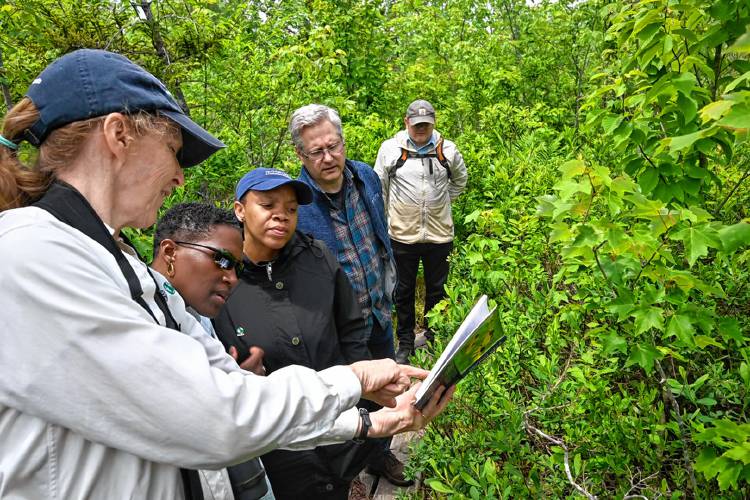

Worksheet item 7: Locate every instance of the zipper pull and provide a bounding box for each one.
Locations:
[266,262,273,281]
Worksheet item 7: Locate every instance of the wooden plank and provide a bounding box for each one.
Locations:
[350,430,421,499]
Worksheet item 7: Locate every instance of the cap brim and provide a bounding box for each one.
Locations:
[288,180,314,205]
[235,178,314,205]
[161,110,225,168]
[408,115,435,125]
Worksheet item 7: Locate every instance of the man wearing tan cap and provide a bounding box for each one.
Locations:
[374,100,468,364]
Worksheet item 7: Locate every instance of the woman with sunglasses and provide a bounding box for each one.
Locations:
[214,168,380,500]
[0,49,453,499]
[152,202,272,500]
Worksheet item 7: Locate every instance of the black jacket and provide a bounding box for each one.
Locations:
[213,232,374,499]
[214,231,370,372]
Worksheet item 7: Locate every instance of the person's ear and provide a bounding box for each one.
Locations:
[158,239,178,277]
[101,113,133,164]
[403,116,410,129]
[294,146,306,162]
[234,200,246,224]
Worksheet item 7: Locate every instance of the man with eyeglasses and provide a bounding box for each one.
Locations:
[374,99,468,365]
[290,104,409,488]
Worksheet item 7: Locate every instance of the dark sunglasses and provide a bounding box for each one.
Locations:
[174,241,244,275]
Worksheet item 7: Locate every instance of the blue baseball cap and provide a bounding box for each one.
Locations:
[235,168,313,204]
[23,49,224,168]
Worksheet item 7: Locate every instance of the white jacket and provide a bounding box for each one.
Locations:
[374,130,467,244]
[0,207,360,499]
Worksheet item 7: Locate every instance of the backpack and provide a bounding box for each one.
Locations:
[388,137,452,180]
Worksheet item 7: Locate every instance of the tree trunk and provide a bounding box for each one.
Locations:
[0,48,14,113]
[136,0,191,115]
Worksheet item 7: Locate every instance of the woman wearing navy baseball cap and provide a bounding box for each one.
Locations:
[215,168,378,499]
[0,50,453,499]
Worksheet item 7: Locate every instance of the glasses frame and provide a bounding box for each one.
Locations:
[300,140,345,161]
[173,241,244,276]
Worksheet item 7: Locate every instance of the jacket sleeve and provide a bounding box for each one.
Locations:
[322,243,371,363]
[447,142,468,201]
[0,221,361,469]
[373,143,391,207]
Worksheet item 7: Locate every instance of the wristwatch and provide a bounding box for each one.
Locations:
[353,408,371,444]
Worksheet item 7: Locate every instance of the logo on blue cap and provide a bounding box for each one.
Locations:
[235,167,313,204]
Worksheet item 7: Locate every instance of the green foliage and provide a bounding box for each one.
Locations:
[3,0,750,496]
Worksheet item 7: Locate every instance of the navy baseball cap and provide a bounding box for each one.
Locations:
[23,49,224,167]
[235,168,313,204]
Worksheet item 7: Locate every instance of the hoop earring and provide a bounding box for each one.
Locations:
[167,260,175,277]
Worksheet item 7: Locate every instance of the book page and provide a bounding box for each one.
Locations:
[414,296,493,405]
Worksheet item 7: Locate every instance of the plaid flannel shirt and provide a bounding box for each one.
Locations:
[328,169,391,332]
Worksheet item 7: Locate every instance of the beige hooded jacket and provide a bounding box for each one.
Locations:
[374,130,467,244]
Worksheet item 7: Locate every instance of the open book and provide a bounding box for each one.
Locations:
[414,295,505,410]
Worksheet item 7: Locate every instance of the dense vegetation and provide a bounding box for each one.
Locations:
[2,0,749,497]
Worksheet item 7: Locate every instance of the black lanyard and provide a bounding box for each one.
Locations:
[33,181,202,500]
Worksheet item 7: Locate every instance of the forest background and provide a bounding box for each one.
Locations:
[2,0,750,497]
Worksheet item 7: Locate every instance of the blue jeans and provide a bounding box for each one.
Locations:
[367,319,395,360]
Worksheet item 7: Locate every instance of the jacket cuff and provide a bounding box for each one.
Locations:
[327,407,361,441]
[317,365,362,410]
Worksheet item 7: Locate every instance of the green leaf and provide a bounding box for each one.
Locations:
[666,314,695,347]
[602,114,624,135]
[718,222,750,254]
[729,31,750,53]
[425,479,454,494]
[718,317,743,343]
[695,447,719,477]
[559,159,586,179]
[671,225,722,266]
[606,291,635,320]
[602,331,627,355]
[625,343,663,374]
[676,93,698,123]
[725,70,750,92]
[639,168,659,193]
[669,130,704,152]
[717,104,750,130]
[482,458,497,484]
[700,100,734,123]
[459,472,481,488]
[672,72,697,95]
[631,306,665,334]
[740,362,750,386]
[723,443,750,465]
[695,335,723,349]
[717,462,743,490]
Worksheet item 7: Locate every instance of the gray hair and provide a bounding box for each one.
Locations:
[288,104,343,150]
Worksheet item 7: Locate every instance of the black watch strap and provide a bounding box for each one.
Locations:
[353,408,371,444]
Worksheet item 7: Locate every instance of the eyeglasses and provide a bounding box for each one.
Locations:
[174,241,244,276]
[301,141,345,160]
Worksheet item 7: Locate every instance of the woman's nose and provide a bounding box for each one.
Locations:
[224,271,238,286]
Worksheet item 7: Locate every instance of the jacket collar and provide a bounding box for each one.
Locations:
[396,129,443,152]
[240,231,313,281]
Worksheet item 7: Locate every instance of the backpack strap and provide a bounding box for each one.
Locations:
[388,148,409,180]
[435,138,452,180]
[388,140,452,180]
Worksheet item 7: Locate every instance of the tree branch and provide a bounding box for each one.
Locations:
[654,360,697,493]
[713,160,750,218]
[524,415,597,500]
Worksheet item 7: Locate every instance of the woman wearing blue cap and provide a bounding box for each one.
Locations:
[0,50,453,499]
[215,168,377,499]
